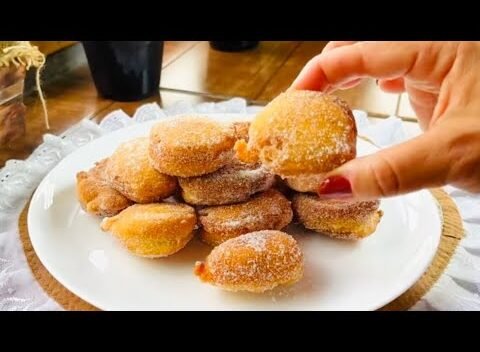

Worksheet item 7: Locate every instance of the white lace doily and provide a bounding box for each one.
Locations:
[1,98,479,311]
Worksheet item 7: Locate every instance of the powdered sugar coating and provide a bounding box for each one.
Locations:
[149,116,237,177]
[194,230,304,293]
[232,121,251,141]
[76,159,133,217]
[243,91,357,176]
[179,158,275,205]
[198,189,293,246]
[104,137,177,204]
[232,232,271,252]
[101,203,197,258]
[293,193,383,239]
[285,173,326,193]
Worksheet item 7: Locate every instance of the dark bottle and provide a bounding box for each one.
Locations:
[82,41,163,101]
[209,41,259,52]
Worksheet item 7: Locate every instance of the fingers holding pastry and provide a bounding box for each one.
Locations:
[235,90,357,177]
[291,41,426,92]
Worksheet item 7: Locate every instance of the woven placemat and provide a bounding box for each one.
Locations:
[381,189,464,310]
[18,188,463,311]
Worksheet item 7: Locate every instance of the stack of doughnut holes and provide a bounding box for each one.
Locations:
[76,90,383,293]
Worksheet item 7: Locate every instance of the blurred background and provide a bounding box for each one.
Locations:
[0,41,417,167]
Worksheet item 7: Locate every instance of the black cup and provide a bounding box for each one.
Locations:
[209,41,259,52]
[82,41,163,101]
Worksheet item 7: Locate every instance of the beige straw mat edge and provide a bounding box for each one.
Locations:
[18,188,463,311]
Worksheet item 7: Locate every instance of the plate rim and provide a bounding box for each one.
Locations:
[27,114,443,311]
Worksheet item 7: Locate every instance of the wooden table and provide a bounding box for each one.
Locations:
[0,41,417,168]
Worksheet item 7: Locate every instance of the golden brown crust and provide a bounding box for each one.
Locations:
[178,158,275,206]
[292,193,383,239]
[76,159,133,217]
[232,121,251,141]
[101,203,197,258]
[234,139,259,164]
[104,137,177,204]
[198,189,293,246]
[149,116,237,177]
[238,91,357,176]
[285,174,326,193]
[194,230,304,293]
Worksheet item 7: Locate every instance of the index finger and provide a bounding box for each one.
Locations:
[291,41,424,92]
[322,41,357,53]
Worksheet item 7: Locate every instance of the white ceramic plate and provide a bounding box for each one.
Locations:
[28,114,442,310]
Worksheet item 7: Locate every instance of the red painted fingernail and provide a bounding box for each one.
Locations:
[318,175,352,196]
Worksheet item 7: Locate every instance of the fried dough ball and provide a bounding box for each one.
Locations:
[76,159,133,217]
[235,91,357,176]
[104,137,177,204]
[292,193,383,240]
[285,174,326,193]
[232,121,251,141]
[101,203,197,258]
[194,230,304,293]
[149,116,237,177]
[178,158,275,206]
[198,189,293,246]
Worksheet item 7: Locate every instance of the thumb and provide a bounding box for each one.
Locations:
[318,128,452,200]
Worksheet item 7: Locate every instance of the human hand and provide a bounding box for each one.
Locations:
[291,41,480,199]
